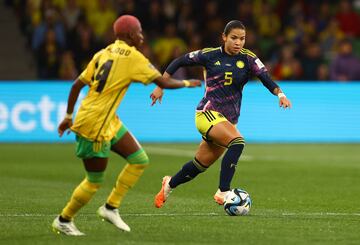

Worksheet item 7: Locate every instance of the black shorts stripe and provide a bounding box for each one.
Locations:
[203,111,212,122]
[204,111,216,121]
[207,111,216,120]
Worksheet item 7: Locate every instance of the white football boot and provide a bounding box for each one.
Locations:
[97,205,130,232]
[213,189,230,205]
[52,216,85,236]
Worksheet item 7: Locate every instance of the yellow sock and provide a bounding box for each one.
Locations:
[61,178,100,220]
[107,164,147,208]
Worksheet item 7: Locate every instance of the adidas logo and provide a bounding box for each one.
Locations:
[214,61,221,65]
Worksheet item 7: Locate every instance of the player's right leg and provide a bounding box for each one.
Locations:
[52,136,109,236]
[154,111,227,208]
[97,125,149,232]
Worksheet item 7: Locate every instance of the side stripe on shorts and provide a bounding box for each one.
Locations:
[203,111,216,122]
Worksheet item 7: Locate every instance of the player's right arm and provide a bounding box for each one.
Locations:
[151,50,207,105]
[58,78,87,137]
[58,50,101,137]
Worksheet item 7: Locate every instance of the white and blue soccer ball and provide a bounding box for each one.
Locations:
[224,188,252,216]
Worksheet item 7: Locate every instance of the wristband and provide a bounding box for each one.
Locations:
[183,80,190,87]
[277,93,286,99]
[64,113,73,120]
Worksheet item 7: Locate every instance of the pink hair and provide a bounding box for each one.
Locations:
[113,15,141,36]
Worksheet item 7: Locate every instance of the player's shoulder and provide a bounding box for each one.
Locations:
[92,48,106,61]
[193,47,222,60]
[239,48,257,58]
[201,47,222,55]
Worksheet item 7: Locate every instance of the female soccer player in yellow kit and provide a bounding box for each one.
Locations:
[52,15,200,236]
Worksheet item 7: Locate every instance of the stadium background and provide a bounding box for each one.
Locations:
[1,0,360,143]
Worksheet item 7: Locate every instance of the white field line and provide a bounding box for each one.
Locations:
[1,212,360,217]
[144,146,360,162]
[144,146,253,161]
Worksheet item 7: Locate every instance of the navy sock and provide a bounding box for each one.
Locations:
[169,158,207,188]
[219,137,245,192]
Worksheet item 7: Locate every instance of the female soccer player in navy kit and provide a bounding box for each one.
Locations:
[153,20,292,208]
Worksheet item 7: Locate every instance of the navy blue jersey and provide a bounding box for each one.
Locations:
[166,46,279,124]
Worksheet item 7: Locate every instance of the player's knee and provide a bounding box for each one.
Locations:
[126,148,150,165]
[86,171,105,185]
[227,137,245,148]
[191,157,208,172]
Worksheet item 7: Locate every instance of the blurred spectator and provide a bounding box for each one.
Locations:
[300,42,325,80]
[319,17,345,60]
[32,7,66,51]
[142,1,165,40]
[59,51,78,80]
[254,1,280,39]
[200,0,224,47]
[71,17,98,72]
[273,44,302,80]
[335,0,360,37]
[236,0,255,29]
[36,28,63,79]
[317,64,330,81]
[315,1,332,33]
[62,0,82,36]
[152,22,187,71]
[86,0,116,42]
[329,39,360,81]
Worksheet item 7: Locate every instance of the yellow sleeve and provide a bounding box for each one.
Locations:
[130,51,161,85]
[78,50,103,85]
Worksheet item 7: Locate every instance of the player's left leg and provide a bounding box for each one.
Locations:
[207,121,245,204]
[53,136,110,236]
[98,124,149,232]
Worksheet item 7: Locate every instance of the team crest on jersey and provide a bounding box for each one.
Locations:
[236,60,244,69]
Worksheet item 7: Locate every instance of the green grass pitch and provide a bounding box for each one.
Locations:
[0,143,359,244]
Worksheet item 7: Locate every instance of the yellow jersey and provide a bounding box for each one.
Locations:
[71,40,161,142]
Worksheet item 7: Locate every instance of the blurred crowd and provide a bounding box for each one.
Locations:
[7,0,360,81]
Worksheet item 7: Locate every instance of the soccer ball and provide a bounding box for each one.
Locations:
[223,188,252,216]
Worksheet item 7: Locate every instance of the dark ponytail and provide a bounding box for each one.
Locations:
[223,20,245,35]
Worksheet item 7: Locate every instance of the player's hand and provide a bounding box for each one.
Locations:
[58,118,73,137]
[186,79,202,88]
[279,97,292,109]
[150,87,164,106]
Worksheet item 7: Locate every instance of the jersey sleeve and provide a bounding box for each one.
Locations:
[130,51,161,85]
[247,54,268,76]
[186,49,209,65]
[247,54,279,93]
[78,50,103,85]
[165,49,209,75]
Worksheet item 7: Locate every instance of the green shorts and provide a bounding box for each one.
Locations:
[195,110,228,141]
[75,124,128,159]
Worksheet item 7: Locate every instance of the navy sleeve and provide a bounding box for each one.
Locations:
[165,50,207,75]
[257,72,279,94]
[246,53,279,94]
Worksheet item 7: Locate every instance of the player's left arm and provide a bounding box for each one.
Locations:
[250,55,292,109]
[58,78,87,137]
[257,72,292,109]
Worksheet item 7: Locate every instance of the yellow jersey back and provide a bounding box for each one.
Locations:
[71,40,161,142]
